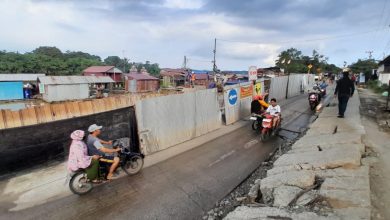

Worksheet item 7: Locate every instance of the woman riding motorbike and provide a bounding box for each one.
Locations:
[67,130,101,183]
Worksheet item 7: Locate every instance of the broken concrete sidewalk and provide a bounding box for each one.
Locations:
[225,93,371,219]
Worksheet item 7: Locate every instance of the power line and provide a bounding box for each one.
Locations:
[371,0,388,47]
[217,27,389,46]
[187,58,212,63]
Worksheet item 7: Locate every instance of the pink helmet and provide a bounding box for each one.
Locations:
[70,130,85,141]
[253,95,263,100]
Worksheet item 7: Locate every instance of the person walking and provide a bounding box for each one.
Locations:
[334,70,355,118]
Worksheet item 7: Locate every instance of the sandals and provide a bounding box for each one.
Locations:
[106,174,119,180]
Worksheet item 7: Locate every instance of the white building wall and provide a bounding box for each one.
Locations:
[44,84,89,102]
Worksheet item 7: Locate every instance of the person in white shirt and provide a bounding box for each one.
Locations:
[266,98,281,128]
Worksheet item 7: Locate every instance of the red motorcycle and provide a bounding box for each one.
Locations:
[260,113,281,141]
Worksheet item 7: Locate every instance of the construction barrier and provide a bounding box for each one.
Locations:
[0,94,162,130]
[136,88,222,155]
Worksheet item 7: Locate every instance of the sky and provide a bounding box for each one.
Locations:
[0,0,390,70]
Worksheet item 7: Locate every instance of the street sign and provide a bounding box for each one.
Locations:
[240,85,253,99]
[308,64,313,69]
[228,89,238,106]
[248,66,258,81]
[255,82,262,96]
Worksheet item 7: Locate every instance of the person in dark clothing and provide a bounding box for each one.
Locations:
[334,71,355,118]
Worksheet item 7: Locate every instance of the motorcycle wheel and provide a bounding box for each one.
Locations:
[69,172,93,195]
[310,103,316,111]
[260,132,269,142]
[252,120,260,130]
[122,155,144,175]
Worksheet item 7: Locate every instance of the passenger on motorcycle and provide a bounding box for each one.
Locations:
[67,130,100,182]
[87,124,121,180]
[266,98,281,128]
[251,95,269,114]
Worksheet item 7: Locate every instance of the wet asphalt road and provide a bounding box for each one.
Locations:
[2,94,315,220]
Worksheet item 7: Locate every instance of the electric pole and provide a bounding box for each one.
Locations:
[366,51,373,60]
[183,56,188,69]
[213,38,217,73]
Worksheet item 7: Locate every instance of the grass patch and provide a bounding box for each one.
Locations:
[367,80,389,94]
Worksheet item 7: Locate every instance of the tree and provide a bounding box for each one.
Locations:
[104,56,122,67]
[275,48,341,74]
[349,59,378,80]
[33,46,63,58]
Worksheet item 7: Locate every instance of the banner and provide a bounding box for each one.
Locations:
[240,85,253,99]
[254,82,262,96]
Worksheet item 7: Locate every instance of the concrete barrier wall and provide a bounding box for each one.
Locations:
[287,74,303,98]
[0,93,163,130]
[0,107,138,175]
[269,76,288,101]
[223,82,255,125]
[136,89,221,155]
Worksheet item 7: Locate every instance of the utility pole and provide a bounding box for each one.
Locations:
[183,55,188,86]
[183,56,187,69]
[366,51,373,60]
[122,50,126,73]
[213,38,217,73]
[285,59,291,99]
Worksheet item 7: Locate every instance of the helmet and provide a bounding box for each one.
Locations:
[342,67,351,73]
[253,95,263,100]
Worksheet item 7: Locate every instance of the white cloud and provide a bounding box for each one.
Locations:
[163,0,204,9]
[0,0,387,70]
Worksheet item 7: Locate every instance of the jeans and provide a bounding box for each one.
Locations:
[338,95,350,116]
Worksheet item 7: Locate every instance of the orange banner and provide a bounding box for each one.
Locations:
[240,85,253,99]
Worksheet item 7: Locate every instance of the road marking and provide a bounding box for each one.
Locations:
[208,150,236,167]
[244,139,259,149]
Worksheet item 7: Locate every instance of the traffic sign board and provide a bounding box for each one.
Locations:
[228,89,238,106]
[248,66,258,81]
[308,64,313,69]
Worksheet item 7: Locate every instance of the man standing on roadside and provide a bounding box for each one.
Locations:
[334,69,355,118]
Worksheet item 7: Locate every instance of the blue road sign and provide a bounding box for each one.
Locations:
[228,89,238,106]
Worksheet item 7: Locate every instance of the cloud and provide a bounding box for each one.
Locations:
[0,0,389,70]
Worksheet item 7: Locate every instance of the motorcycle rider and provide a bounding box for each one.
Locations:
[266,98,281,129]
[87,124,121,180]
[251,95,269,114]
[319,80,328,90]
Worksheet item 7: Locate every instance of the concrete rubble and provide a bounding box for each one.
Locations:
[224,94,371,219]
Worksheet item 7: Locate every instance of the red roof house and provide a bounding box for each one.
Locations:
[83,66,123,82]
[124,67,160,92]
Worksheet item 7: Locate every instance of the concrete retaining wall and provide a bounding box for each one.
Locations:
[0,107,138,175]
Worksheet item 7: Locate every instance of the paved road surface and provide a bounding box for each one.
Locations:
[1,94,315,220]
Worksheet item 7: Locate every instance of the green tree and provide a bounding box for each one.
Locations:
[349,59,378,80]
[104,56,122,67]
[275,48,340,74]
[33,46,63,58]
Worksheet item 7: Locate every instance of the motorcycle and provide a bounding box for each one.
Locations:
[308,86,322,111]
[250,113,264,131]
[260,113,281,141]
[69,139,144,195]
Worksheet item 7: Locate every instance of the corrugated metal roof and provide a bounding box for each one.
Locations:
[125,73,158,80]
[195,73,209,80]
[38,76,115,85]
[0,73,46,82]
[83,66,117,73]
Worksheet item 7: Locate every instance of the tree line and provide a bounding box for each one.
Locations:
[0,46,161,76]
[274,48,379,80]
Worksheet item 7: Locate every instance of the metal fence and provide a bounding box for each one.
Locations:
[136,88,221,155]
[224,82,255,125]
